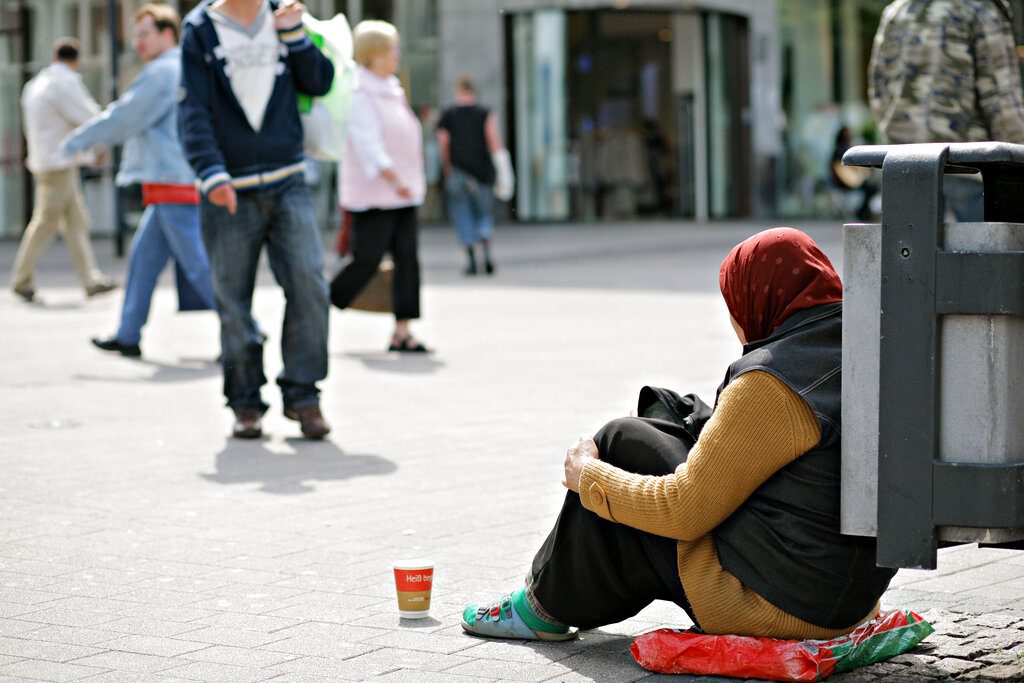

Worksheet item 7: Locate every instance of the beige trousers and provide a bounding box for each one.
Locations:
[10,167,104,292]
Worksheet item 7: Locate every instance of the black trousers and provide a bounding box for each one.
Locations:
[529,417,699,630]
[330,206,420,320]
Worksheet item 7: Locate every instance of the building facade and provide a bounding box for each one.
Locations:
[2,0,1023,237]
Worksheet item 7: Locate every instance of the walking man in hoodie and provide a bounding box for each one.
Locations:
[178,0,334,440]
[64,3,215,359]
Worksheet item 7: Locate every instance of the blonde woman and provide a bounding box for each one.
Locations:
[330,20,429,352]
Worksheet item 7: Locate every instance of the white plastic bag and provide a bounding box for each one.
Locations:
[300,13,356,161]
[492,147,515,201]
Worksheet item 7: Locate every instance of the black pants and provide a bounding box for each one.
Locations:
[330,206,420,320]
[529,417,699,630]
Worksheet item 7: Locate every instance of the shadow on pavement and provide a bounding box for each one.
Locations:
[520,631,637,668]
[74,357,221,383]
[26,300,83,310]
[341,351,446,375]
[201,437,396,494]
[397,616,443,628]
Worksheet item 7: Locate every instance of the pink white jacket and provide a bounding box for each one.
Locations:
[340,67,424,211]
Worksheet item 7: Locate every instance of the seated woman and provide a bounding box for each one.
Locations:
[463,227,896,642]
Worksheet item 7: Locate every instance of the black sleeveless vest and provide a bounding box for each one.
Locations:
[712,303,896,629]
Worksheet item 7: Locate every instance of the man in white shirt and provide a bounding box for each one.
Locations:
[10,38,117,303]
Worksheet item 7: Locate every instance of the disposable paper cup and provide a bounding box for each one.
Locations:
[392,559,434,619]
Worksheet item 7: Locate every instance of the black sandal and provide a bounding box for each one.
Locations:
[389,335,430,353]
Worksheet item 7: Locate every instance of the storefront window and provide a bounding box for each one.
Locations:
[705,12,752,218]
[506,6,755,222]
[566,11,675,221]
[511,10,569,221]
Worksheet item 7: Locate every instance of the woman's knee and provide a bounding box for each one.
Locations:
[593,417,643,458]
[594,417,686,475]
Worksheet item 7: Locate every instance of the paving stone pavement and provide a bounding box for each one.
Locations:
[1,220,1023,682]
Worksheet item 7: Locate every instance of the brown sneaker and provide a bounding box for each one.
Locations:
[86,278,118,298]
[232,409,263,439]
[12,286,37,303]
[284,405,331,440]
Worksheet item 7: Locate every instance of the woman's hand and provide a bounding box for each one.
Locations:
[563,437,599,493]
[380,168,413,199]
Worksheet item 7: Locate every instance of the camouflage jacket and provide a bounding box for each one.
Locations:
[869,0,1024,144]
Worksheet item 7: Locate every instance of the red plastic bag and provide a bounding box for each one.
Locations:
[334,208,353,256]
[630,609,933,681]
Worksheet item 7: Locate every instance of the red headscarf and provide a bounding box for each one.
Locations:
[719,227,842,343]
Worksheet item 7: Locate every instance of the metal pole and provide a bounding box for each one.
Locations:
[874,144,947,570]
[18,0,32,231]
[108,0,125,257]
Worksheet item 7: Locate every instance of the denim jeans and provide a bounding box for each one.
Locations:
[201,176,328,412]
[943,176,984,222]
[116,202,214,345]
[444,167,494,246]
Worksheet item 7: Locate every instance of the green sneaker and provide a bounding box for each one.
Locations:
[461,594,578,642]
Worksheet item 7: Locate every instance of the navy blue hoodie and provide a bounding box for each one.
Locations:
[178,0,333,195]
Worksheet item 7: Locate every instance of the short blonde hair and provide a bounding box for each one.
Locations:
[133,3,181,42]
[353,20,399,67]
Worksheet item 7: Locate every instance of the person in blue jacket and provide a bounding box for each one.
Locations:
[178,0,334,440]
[64,3,215,359]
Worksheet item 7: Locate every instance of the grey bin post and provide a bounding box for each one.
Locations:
[841,142,1024,570]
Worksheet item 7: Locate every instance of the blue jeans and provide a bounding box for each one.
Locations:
[201,176,328,412]
[943,176,984,222]
[444,168,494,246]
[116,203,214,345]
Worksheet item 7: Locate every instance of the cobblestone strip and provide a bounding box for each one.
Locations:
[824,607,1024,682]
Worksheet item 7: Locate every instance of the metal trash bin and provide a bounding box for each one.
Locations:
[840,142,1024,570]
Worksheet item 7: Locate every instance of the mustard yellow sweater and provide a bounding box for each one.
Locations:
[578,370,879,640]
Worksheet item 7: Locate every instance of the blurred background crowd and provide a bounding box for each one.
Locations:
[3,0,1024,243]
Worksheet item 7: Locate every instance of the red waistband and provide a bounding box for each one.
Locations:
[141,183,200,206]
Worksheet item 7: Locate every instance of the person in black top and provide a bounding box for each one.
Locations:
[436,75,505,275]
[830,125,877,222]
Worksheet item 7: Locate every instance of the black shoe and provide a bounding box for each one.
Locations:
[13,286,37,303]
[388,335,431,353]
[91,337,141,358]
[484,259,496,275]
[464,262,478,276]
[232,409,263,439]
